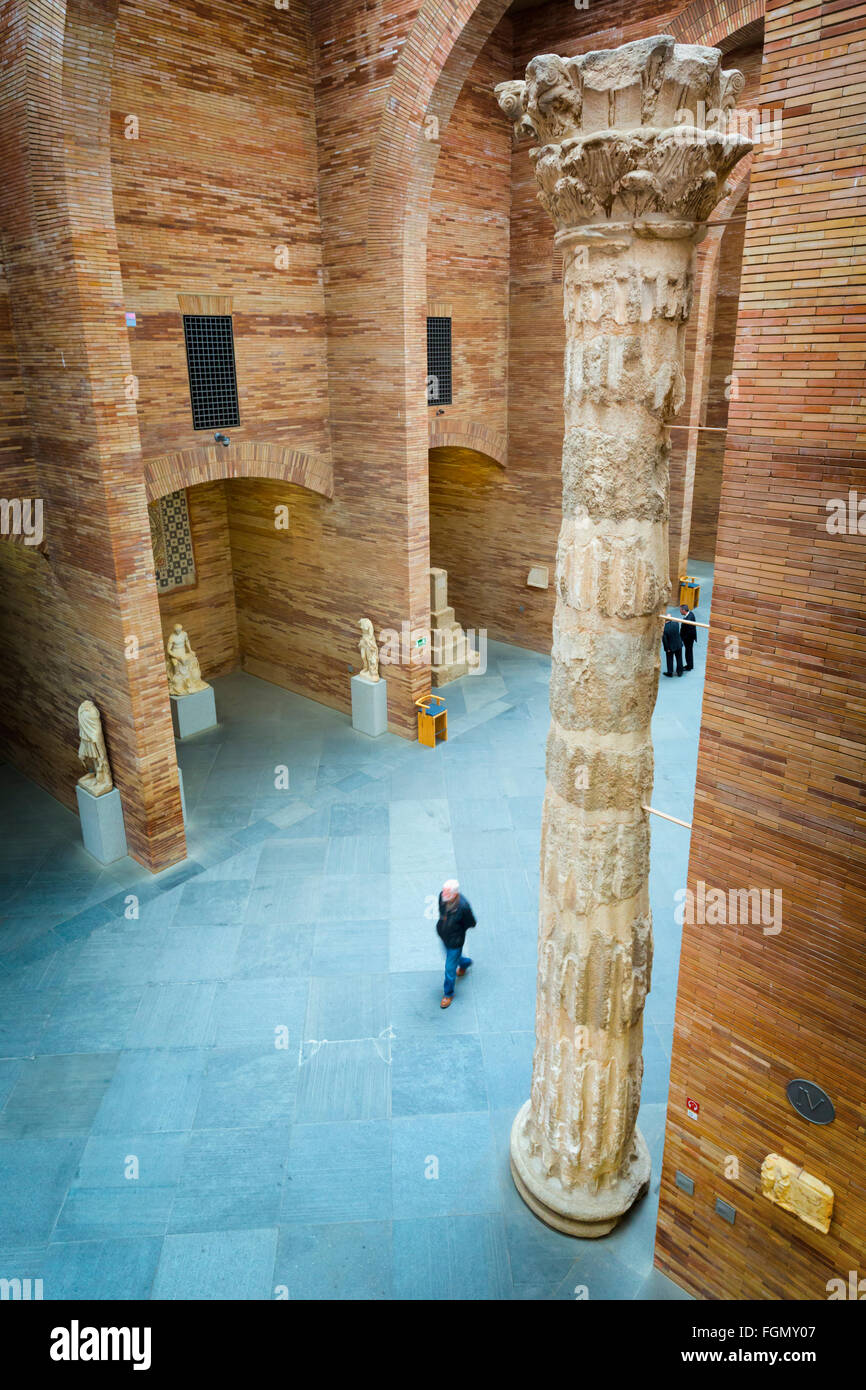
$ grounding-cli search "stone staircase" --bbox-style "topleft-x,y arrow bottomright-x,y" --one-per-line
429,567 -> 480,686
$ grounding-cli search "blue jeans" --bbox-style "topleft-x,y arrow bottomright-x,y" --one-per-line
443,946 -> 472,998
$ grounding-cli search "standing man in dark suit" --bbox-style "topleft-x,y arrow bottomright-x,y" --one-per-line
680,603 -> 697,671
662,614 -> 684,677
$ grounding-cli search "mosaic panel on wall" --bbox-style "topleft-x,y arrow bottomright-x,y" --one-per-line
148,489 -> 197,592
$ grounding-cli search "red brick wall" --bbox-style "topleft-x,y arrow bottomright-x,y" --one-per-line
0,0 -> 185,871
655,0 -> 866,1300
111,0 -> 332,470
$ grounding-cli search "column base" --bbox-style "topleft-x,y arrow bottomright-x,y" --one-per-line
509,1099 -> 651,1238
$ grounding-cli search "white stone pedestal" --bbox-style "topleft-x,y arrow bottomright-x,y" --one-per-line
351,674 -> 387,737
171,686 -> 217,740
76,785 -> 128,865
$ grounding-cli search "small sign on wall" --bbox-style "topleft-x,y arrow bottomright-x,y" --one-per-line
686,1097 -> 700,1120
125,312 -> 137,328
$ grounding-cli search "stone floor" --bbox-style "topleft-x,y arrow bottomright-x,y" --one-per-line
0,563 -> 713,1299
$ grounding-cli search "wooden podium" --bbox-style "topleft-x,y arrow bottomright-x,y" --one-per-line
416,694 -> 447,748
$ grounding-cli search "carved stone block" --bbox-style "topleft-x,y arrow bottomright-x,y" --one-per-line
761,1153 -> 834,1235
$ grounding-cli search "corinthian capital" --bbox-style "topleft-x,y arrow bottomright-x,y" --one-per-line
495,35 -> 751,234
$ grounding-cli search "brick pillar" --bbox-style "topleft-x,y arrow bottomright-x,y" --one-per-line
0,0 -> 185,871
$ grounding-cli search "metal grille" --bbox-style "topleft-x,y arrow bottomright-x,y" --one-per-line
182,315 -> 241,430
426,316 -> 452,405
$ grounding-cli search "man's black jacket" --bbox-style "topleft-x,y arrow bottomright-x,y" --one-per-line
680,610 -> 697,645
662,618 -> 683,653
436,894 -> 476,950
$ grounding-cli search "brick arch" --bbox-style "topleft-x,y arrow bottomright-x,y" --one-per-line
143,442 -> 333,503
668,0 -> 765,47
674,165 -> 752,574
428,420 -> 507,470
344,0 -> 513,719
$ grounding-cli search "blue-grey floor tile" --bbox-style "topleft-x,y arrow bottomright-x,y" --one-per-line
231,922 -> 314,980
192,1046 -> 297,1130
168,1126 -> 288,1234
42,1237 -> 162,1300
0,1053 -> 119,1138
153,1227 -> 278,1300
325,835 -> 390,875
0,1058 -> 24,1109
257,838 -> 329,875
330,803 -> 389,837
0,1137 -> 85,1243
172,880 -> 252,927
304,973 -> 390,1042
472,966 -> 536,1033
125,982 -> 217,1048
553,1245 -> 644,1301
388,916 -> 443,973
274,1221 -> 391,1300
206,979 -> 309,1048
632,1264 -> 693,1300
281,1120 -> 391,1225
93,1050 -> 208,1135
53,1185 -> 175,1241
295,1039 -> 390,1123
480,1032 -> 534,1111
391,1112 -> 499,1218
148,927 -> 241,982
391,1035 -> 488,1117
393,1213 -> 512,1299
317,873 -> 391,921
0,992 -> 58,1055
389,970 -> 478,1035
311,920 -> 389,976
449,799 -> 513,834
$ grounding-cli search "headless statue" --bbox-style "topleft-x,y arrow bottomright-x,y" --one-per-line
357,618 -> 380,682
77,699 -> 113,797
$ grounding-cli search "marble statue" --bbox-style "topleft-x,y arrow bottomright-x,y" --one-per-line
77,699 -> 113,797
357,618 -> 380,682
495,36 -> 751,1236
165,622 -> 209,697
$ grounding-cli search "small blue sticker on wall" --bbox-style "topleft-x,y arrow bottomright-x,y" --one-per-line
125,312 -> 136,327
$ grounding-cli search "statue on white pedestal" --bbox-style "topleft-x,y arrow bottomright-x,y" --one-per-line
357,618 -> 380,682
166,623 -> 208,697
77,699 -> 113,797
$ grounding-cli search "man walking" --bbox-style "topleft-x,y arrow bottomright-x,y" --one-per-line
436,879 -> 476,1009
680,603 -> 697,671
662,614 -> 684,677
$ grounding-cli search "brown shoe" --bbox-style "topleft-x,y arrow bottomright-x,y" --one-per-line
456,967 -> 467,977
440,996 -> 452,1009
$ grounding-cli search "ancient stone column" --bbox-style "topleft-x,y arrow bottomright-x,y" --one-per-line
495,36 -> 750,1236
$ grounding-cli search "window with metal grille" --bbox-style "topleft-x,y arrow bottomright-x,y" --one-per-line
426,316 -> 452,406
182,315 -> 241,430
